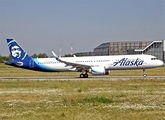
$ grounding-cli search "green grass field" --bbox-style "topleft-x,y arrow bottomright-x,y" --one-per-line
0,79 -> 164,120
0,63 -> 165,120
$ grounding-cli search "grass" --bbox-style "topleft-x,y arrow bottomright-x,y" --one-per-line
0,63 -> 165,119
81,96 -> 114,103
0,79 -> 165,120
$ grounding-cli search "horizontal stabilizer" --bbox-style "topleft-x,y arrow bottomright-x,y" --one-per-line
5,61 -> 23,66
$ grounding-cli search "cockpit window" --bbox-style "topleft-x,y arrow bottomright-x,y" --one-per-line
151,58 -> 159,60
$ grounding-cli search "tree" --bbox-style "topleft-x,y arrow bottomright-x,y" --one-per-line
0,55 -> 2,63
63,54 -> 73,57
37,53 -> 48,58
31,53 -> 38,58
31,53 -> 48,58
0,55 -> 11,63
64,53 -> 87,57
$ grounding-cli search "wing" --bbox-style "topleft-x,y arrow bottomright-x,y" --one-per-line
52,51 -> 91,70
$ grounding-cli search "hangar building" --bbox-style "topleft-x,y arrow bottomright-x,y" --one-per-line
93,40 -> 165,61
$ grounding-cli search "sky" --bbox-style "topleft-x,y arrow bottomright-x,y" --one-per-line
0,0 -> 164,56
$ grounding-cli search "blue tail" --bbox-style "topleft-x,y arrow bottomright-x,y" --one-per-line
7,38 -> 30,61
5,38 -> 54,71
6,38 -> 32,67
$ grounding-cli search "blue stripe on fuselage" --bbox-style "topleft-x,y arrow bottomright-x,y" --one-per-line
32,58 -> 59,72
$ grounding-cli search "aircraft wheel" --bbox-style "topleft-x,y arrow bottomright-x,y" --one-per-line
84,74 -> 88,78
143,74 -> 147,77
80,74 -> 88,78
80,74 -> 84,78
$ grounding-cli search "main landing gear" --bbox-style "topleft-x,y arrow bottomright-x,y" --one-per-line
80,70 -> 88,78
143,69 -> 147,77
80,74 -> 88,78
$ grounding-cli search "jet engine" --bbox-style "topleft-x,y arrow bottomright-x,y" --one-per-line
89,66 -> 110,75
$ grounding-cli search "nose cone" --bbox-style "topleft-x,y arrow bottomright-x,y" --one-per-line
159,60 -> 164,66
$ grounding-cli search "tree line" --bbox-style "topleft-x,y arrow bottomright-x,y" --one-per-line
0,55 -> 11,63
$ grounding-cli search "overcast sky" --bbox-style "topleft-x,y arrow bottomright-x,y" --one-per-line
0,0 -> 164,56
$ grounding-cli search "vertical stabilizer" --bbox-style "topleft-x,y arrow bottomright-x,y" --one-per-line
6,38 -> 30,61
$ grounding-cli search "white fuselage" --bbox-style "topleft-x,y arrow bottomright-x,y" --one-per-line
33,54 -> 164,72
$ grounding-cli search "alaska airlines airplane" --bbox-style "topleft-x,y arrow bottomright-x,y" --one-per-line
5,38 -> 164,78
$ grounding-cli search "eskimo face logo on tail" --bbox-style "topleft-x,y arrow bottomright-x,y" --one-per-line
113,58 -> 144,67
11,46 -> 21,58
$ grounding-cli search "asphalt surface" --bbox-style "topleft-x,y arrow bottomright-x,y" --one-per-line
0,76 -> 165,80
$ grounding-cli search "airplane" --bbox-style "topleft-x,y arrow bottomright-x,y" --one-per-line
5,38 -> 164,78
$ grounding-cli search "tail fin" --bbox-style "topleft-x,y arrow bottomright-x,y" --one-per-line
6,38 -> 30,61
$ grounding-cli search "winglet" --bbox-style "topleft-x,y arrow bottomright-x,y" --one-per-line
52,51 -> 59,60
73,55 -> 76,57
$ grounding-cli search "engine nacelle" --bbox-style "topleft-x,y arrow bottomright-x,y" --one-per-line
89,66 -> 110,75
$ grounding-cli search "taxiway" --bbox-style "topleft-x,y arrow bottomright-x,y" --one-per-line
0,76 -> 165,80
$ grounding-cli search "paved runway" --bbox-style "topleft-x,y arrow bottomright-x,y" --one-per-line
0,76 -> 165,80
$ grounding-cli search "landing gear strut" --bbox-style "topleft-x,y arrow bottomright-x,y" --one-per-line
80,70 -> 88,78
143,69 -> 147,77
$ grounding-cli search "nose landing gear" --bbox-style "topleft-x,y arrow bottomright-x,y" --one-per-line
143,69 -> 147,77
